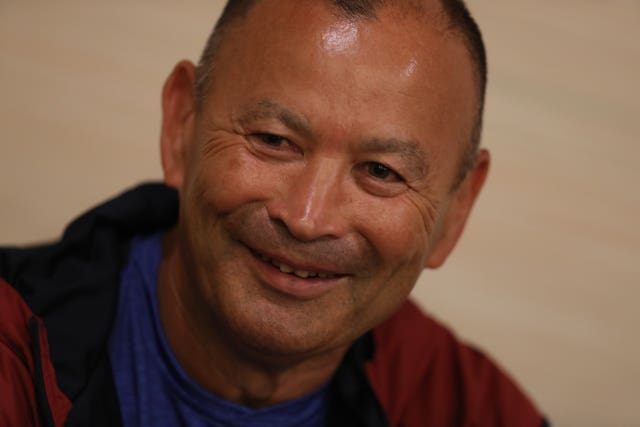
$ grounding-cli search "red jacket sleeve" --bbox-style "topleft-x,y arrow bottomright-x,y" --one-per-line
0,279 -> 71,427
366,299 -> 545,427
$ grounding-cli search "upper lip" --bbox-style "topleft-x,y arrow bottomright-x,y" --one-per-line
245,244 -> 347,277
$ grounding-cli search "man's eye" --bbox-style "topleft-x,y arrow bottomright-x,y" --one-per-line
366,162 -> 401,181
249,133 -> 302,156
256,133 -> 286,146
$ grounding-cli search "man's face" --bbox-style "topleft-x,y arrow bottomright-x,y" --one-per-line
168,0 -> 478,359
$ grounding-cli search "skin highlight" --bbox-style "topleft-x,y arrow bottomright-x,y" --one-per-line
157,0 -> 489,407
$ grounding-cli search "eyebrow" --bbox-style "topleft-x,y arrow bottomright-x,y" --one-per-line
360,137 -> 429,179
236,99 -> 312,138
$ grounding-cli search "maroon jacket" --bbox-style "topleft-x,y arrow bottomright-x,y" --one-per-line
0,183 -> 547,426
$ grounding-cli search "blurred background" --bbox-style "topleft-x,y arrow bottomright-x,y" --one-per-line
1,1 -> 638,425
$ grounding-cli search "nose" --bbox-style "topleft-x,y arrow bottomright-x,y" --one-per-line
266,160 -> 349,241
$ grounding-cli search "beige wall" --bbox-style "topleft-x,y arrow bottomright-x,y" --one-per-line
1,1 -> 638,425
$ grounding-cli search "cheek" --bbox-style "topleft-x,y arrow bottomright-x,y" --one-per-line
344,200 -> 431,333
359,198 -> 431,270
189,146 -> 282,214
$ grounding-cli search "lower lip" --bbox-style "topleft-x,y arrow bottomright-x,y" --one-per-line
247,248 -> 345,299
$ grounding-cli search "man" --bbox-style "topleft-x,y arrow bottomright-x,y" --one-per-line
0,0 -> 548,426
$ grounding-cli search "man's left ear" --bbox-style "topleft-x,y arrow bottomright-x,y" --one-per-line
425,148 -> 490,269
160,60 -> 197,190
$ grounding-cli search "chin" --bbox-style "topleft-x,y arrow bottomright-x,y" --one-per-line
218,292 -> 355,360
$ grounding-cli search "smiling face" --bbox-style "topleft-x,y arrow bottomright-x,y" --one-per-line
160,0 -> 487,361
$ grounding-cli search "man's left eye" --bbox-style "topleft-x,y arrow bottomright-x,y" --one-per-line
366,162 -> 402,181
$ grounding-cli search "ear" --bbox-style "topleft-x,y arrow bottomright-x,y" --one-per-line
425,149 -> 490,269
160,60 -> 197,190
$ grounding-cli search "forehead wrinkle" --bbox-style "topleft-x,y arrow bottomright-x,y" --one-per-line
235,99 -> 313,138
360,137 -> 428,178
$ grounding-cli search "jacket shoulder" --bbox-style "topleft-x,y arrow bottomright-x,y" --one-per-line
0,278 -> 71,427
0,183 -> 177,425
366,299 -> 544,427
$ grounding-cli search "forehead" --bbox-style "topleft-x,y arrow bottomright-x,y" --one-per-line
214,0 -> 473,89
224,0 -> 455,65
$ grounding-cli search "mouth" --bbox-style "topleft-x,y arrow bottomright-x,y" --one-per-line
242,243 -> 350,299
256,252 -> 338,279
246,246 -> 345,280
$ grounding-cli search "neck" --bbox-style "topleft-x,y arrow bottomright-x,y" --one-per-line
157,230 -> 347,408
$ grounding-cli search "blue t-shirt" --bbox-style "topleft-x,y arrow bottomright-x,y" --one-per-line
108,233 -> 328,427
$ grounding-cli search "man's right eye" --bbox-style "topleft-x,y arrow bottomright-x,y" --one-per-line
248,133 -> 302,157
255,133 -> 287,147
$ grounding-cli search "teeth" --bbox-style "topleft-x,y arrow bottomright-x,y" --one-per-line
260,254 -> 331,279
294,270 -> 318,278
278,263 -> 294,274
